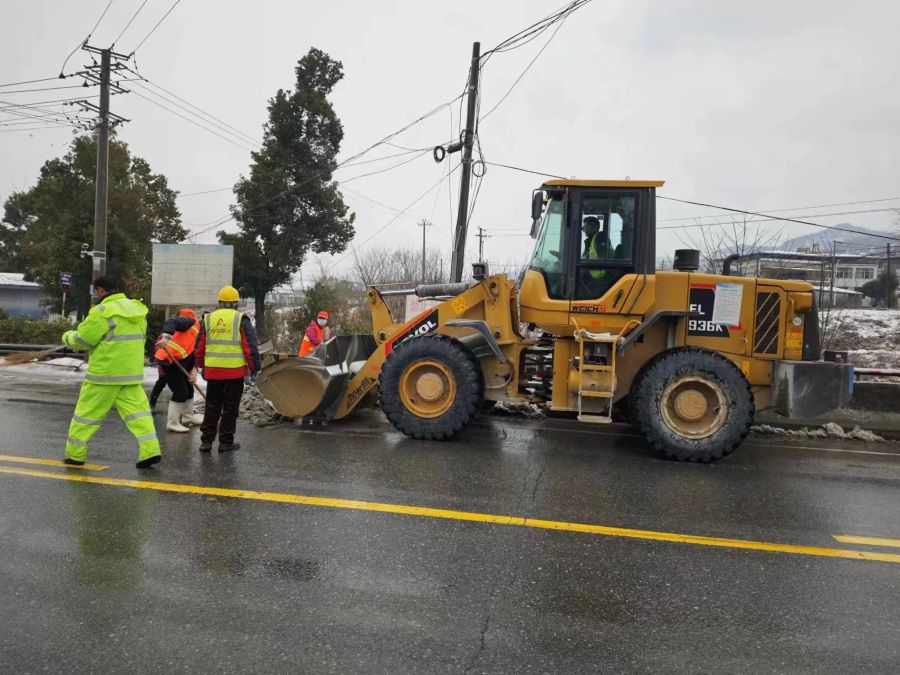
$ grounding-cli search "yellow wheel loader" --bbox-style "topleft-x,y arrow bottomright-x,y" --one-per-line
258,180 -> 853,462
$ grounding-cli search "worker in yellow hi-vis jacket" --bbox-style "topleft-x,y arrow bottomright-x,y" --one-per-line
61,276 -> 161,469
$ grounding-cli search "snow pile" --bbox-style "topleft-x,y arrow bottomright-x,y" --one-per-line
490,400 -> 546,418
751,422 -> 884,442
239,385 -> 285,427
830,309 -> 900,369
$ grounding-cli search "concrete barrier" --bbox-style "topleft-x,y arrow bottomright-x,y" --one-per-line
848,381 -> 900,413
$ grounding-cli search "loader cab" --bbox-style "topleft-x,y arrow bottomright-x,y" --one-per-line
526,180 -> 662,307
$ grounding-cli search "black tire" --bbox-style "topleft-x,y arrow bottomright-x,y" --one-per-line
631,347 -> 753,462
380,334 -> 483,440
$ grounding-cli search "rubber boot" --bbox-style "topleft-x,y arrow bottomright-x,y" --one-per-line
166,400 -> 190,433
181,400 -> 205,426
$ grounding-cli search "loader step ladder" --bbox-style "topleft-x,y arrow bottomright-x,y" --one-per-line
574,329 -> 620,424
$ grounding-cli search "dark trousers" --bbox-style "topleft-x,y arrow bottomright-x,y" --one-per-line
149,371 -> 167,408
200,378 -> 244,446
161,361 -> 193,403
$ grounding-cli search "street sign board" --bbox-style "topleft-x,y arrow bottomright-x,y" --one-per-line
151,244 -> 234,306
59,272 -> 73,288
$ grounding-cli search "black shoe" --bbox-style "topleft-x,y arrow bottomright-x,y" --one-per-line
218,443 -> 241,453
63,457 -> 85,466
199,443 -> 213,453
136,455 -> 161,469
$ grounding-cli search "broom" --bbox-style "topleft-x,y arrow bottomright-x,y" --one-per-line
0,345 -> 69,367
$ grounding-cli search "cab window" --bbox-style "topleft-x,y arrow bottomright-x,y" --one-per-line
528,196 -> 565,299
574,194 -> 637,300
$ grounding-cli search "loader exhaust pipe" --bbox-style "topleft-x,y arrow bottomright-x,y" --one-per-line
379,282 -> 473,298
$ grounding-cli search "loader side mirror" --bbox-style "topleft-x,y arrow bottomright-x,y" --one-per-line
530,190 -> 544,237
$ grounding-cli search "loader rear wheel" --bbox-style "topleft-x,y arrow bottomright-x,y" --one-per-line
380,334 -> 483,440
631,348 -> 753,462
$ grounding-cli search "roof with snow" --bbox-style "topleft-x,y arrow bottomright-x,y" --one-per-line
0,273 -> 42,289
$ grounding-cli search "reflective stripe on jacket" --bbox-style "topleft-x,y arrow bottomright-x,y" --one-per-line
154,319 -> 199,362
62,293 -> 148,385
203,309 -> 246,370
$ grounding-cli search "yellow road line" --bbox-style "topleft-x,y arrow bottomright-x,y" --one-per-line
833,535 -> 900,548
0,464 -> 898,564
0,454 -> 108,471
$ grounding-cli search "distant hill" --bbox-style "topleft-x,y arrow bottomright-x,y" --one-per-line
783,224 -> 895,254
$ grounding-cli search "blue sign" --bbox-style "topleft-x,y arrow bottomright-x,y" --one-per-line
59,272 -> 73,288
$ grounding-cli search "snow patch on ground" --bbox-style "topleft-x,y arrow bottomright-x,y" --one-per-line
752,422 -> 884,442
830,309 -> 900,369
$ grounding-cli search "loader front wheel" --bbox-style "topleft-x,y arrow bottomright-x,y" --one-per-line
380,334 -> 483,440
632,348 -> 753,462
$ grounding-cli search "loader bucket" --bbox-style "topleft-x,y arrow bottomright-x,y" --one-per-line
256,334 -> 377,418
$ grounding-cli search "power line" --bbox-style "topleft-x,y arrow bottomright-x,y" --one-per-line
113,0 -> 149,47
0,84 -> 96,95
484,1 -> 590,56
484,159 -> 900,242
657,195 -> 900,242
657,196 -> 900,223
136,75 -> 259,145
483,160 -> 565,179
131,80 -> 258,147
338,150 -> 430,184
59,0 -> 115,76
190,95 -> 467,234
0,124 -> 73,133
129,89 -> 257,152
0,77 -> 68,89
130,0 -> 183,54
0,95 -> 100,110
657,207 -> 900,231
330,164 -> 462,268
179,186 -> 233,197
340,148 -> 428,168
479,9 -> 572,122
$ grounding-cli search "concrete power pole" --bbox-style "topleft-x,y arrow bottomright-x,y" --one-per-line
92,47 -> 111,282
476,226 -> 491,262
449,42 -> 481,283
887,243 -> 893,309
79,44 -> 130,284
417,220 -> 432,284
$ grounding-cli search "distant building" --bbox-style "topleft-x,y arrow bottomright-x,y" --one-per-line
0,273 -> 49,319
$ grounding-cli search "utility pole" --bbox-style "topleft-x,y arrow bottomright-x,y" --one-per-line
476,226 -> 491,262
78,44 -> 130,285
92,47 -> 111,282
449,42 -> 481,283
887,243 -> 893,309
829,240 -> 843,311
417,220 -> 432,284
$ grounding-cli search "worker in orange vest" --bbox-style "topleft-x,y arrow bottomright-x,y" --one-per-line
155,308 -> 204,432
298,310 -> 331,357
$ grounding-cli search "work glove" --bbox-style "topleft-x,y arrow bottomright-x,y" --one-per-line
155,333 -> 173,349
58,345 -> 75,355
188,368 -> 198,384
247,372 -> 257,386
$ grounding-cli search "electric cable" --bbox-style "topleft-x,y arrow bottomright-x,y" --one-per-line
112,0 -> 149,47
130,0 -> 182,54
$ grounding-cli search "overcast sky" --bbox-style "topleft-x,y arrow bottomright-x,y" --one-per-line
2,0 -> 899,283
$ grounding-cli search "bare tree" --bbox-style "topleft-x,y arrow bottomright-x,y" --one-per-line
677,216 -> 783,275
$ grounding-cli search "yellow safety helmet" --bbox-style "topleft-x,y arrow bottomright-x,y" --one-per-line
218,285 -> 240,302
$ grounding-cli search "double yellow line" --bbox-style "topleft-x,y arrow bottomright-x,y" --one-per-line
0,454 -> 898,565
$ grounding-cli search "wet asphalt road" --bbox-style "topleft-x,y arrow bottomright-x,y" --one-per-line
0,372 -> 898,673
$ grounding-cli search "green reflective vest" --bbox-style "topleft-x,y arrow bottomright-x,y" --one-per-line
586,234 -> 607,280
62,293 -> 148,385
204,308 -> 246,369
